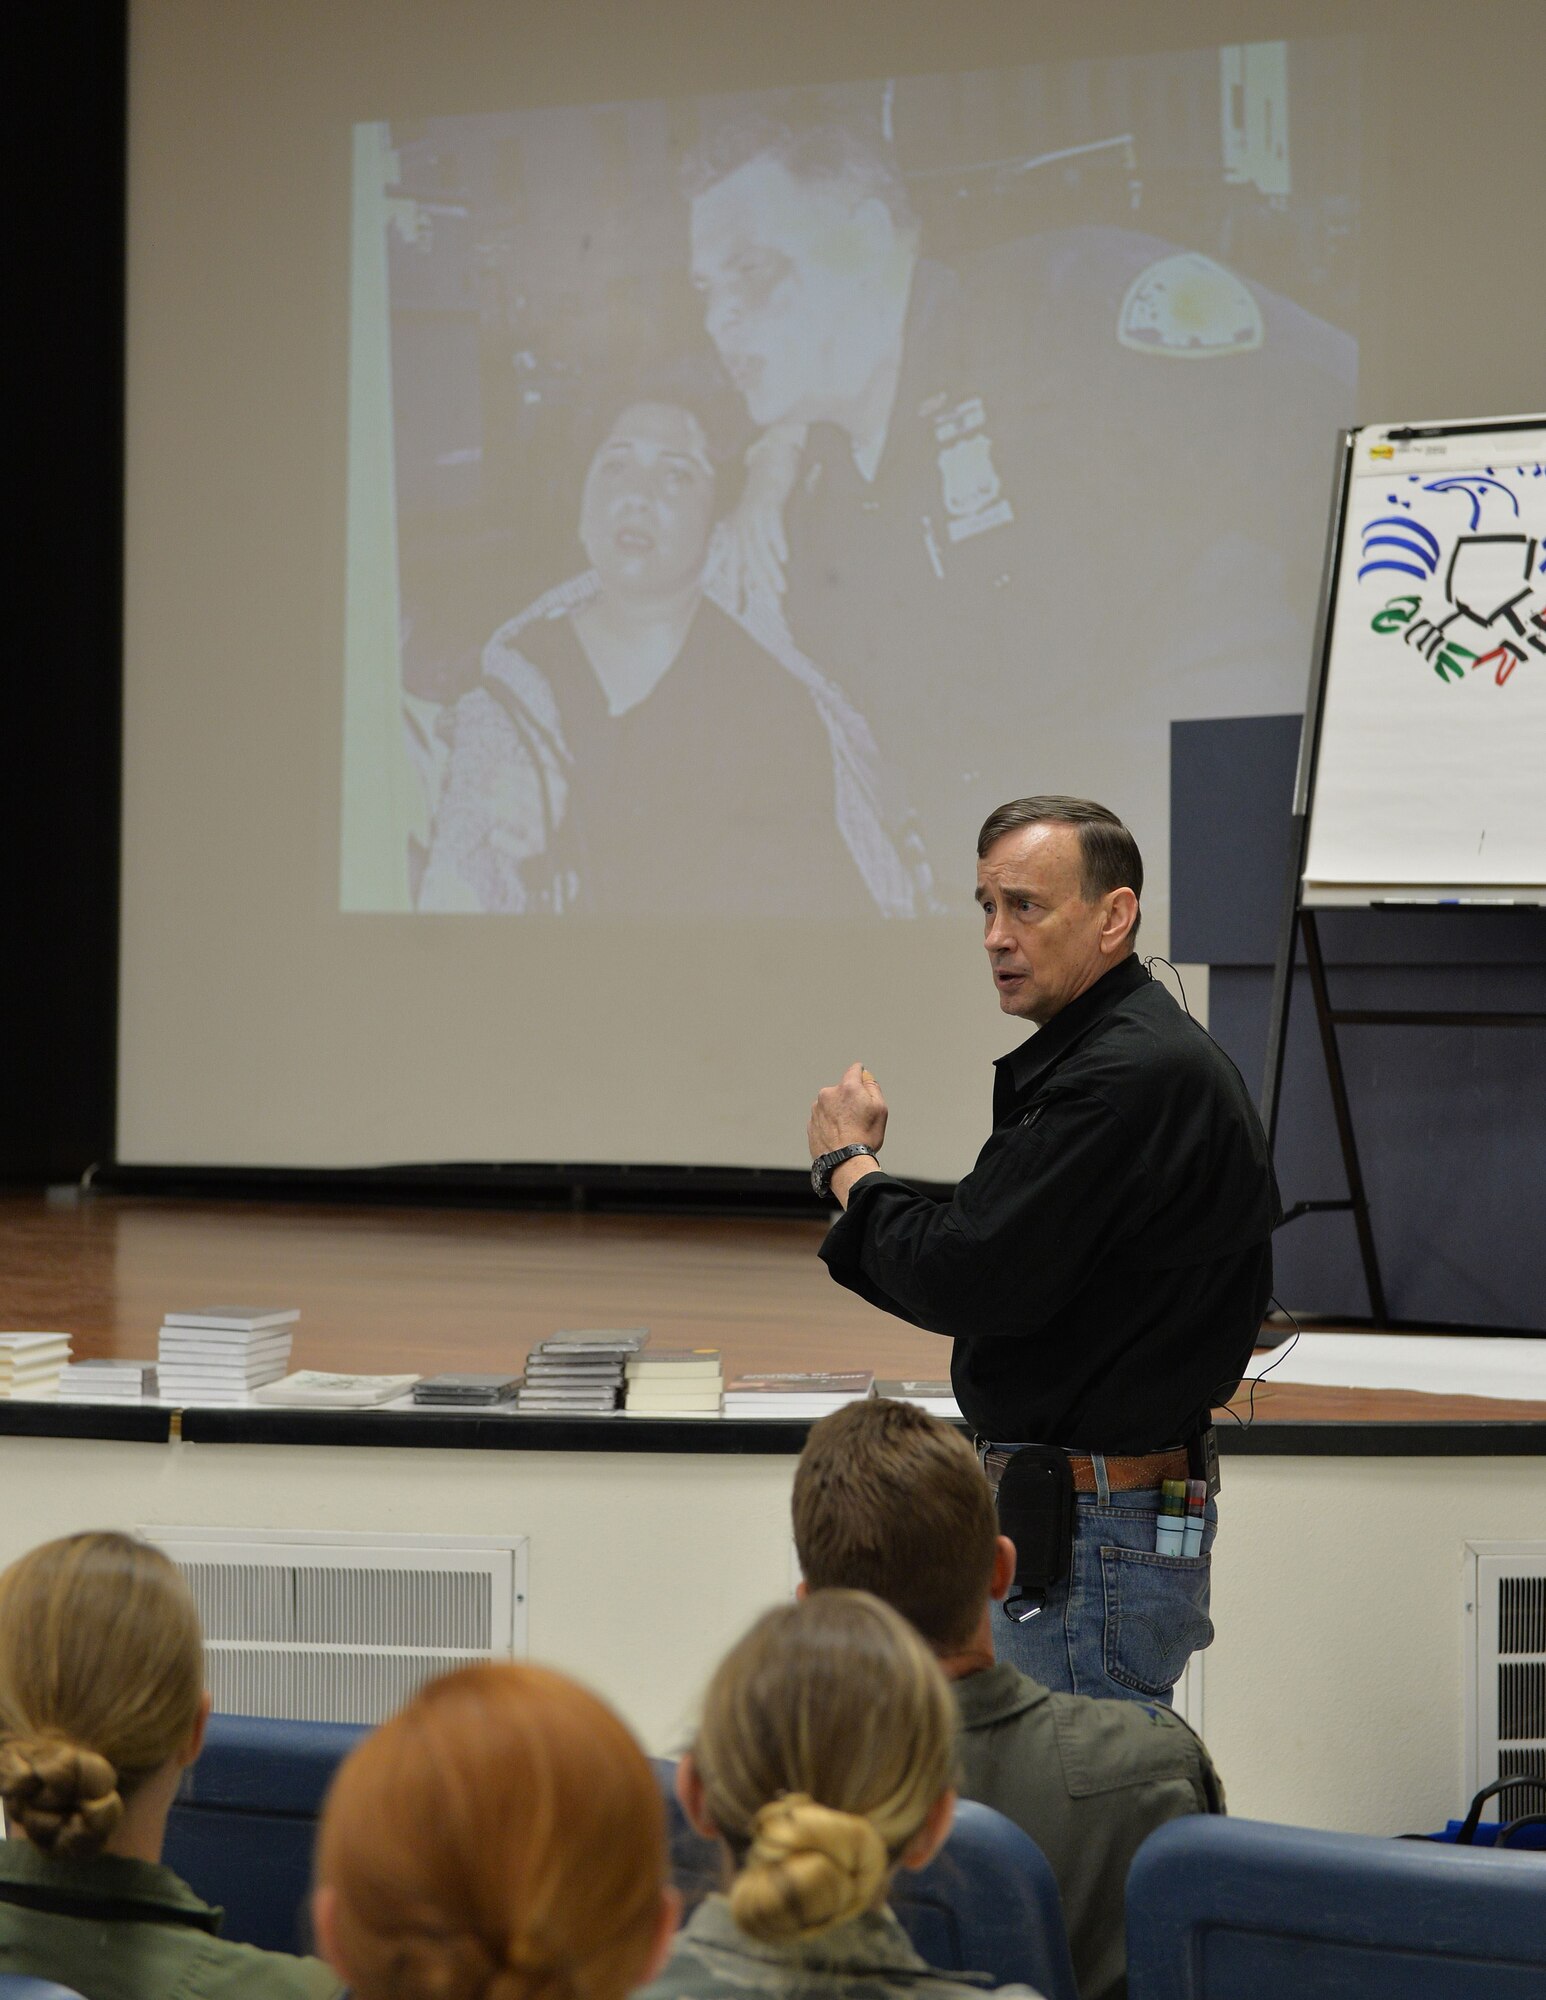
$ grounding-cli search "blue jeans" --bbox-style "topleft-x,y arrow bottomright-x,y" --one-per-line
983,1449 -> 1217,1706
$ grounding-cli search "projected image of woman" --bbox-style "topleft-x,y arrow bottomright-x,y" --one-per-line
419,401 -> 925,916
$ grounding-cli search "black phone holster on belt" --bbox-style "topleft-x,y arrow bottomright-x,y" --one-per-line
993,1445 -> 1075,1623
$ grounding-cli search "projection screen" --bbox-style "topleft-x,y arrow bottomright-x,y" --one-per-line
120,3 -> 1369,1173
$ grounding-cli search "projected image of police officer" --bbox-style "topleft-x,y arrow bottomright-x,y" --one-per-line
686,115 -> 1354,896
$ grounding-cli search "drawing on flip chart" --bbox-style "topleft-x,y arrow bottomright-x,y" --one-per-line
1359,466 -> 1546,691
1302,423 -> 1546,894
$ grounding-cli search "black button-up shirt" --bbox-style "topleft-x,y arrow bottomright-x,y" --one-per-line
819,955 -> 1281,1449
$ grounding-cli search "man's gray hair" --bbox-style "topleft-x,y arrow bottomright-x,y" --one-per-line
682,113 -> 919,240
977,796 -> 1143,944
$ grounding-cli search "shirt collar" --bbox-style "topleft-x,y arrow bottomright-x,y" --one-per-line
679,1892 -> 931,1976
0,1838 -> 224,1934
995,954 -> 1150,1103
951,1660 -> 1052,1729
808,260 -> 963,490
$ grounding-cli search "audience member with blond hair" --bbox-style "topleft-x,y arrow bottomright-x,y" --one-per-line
0,1529 -> 340,2000
313,1660 -> 680,2000
793,1400 -> 1224,2000
636,1591 -> 1045,2000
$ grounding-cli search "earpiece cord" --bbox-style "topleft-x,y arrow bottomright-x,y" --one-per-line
1143,954 -> 1191,1017
1212,1297 -> 1302,1429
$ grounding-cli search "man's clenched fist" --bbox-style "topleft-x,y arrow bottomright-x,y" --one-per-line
808,1062 -> 888,1161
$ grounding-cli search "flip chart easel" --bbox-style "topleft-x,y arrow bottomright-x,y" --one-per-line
1261,415 -> 1546,1326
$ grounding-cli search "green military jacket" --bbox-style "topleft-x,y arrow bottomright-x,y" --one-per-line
0,1837 -> 342,2000
952,1663 -> 1223,2000
636,1892 -> 1044,2000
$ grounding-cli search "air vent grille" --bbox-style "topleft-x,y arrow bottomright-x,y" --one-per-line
1468,1546 -> 1546,1823
204,1645 -> 480,1724
1500,1576 -> 1546,1656
143,1529 -> 526,1726
1496,1749 -> 1546,1818
1499,1662 -> 1546,1743
180,1560 -> 495,1648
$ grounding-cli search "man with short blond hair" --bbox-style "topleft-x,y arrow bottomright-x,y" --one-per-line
794,1396 -> 1223,2000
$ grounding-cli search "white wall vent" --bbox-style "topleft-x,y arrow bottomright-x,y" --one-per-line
141,1526 -> 527,1726
1465,1541 -> 1546,1818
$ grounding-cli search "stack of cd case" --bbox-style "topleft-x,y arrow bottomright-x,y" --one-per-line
412,1373 -> 521,1407
515,1329 -> 648,1413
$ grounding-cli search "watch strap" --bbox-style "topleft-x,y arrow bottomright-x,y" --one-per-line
811,1144 -> 877,1199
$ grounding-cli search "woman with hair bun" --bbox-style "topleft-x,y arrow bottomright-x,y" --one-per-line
312,1661 -> 680,2000
639,1592 -> 1044,2000
0,1529 -> 340,1999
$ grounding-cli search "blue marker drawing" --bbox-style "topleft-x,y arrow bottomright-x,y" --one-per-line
1358,514 -> 1441,582
1422,474 -> 1521,529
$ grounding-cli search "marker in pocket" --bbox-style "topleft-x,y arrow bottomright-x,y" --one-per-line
1155,1479 -> 1187,1555
1181,1479 -> 1206,1559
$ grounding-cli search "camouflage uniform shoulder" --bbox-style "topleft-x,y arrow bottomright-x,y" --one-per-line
636,1897 -> 1046,2000
1050,1685 -> 1224,1811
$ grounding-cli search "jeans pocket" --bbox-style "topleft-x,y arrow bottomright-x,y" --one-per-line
1100,1544 -> 1214,1697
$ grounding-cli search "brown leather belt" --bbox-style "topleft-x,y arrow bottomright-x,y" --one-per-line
1067,1445 -> 1190,1494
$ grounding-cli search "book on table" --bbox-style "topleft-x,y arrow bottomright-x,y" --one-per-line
543,1328 -> 649,1352
0,1334 -> 73,1399
723,1370 -> 876,1417
161,1308 -> 301,1331
251,1371 -> 420,1407
523,1358 -> 626,1375
60,1360 -> 158,1400
159,1329 -> 293,1352
412,1373 -> 521,1405
516,1399 -> 620,1414
873,1378 -> 963,1418
621,1406 -> 719,1418
625,1389 -> 723,1412
624,1348 -> 721,1379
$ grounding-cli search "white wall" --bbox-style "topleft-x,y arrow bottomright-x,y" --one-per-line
3,1437 -> 1540,1832
1203,1452 -> 1546,1832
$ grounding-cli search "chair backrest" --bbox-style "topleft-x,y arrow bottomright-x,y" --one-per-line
651,1759 -> 1078,2000
0,1980 -> 91,2000
1127,1814 -> 1546,2000
162,1711 -> 370,1954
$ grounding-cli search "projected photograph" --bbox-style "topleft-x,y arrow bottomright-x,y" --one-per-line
342,40 -> 1362,915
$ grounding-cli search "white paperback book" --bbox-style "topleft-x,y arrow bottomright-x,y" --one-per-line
0,1334 -> 73,1361
162,1308 -> 301,1331
251,1372 -> 421,1407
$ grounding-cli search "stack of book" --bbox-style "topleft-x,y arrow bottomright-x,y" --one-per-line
624,1348 -> 723,1418
0,1333 -> 72,1400
874,1378 -> 963,1420
60,1358 -> 157,1402
413,1374 -> 521,1407
723,1370 -> 876,1418
516,1328 -> 648,1414
156,1307 -> 299,1402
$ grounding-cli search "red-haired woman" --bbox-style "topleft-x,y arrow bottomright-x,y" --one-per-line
313,1662 -> 679,2000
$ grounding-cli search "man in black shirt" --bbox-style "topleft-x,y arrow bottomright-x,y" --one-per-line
808,795 -> 1279,1703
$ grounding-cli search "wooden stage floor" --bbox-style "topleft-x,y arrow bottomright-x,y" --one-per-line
3,1190 -> 1543,1426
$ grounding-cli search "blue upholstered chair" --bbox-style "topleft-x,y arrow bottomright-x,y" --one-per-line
0,1981 -> 91,2000
1126,1814 -> 1546,1999
652,1759 -> 1078,2000
162,1711 -> 369,1953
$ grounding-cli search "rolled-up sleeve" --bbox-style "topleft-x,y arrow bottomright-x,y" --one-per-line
819,1087 -> 1148,1341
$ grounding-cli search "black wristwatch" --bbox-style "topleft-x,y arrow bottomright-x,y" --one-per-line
810,1144 -> 878,1199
